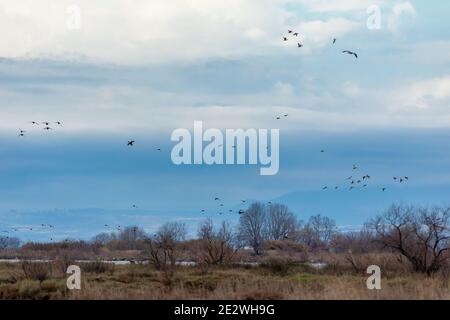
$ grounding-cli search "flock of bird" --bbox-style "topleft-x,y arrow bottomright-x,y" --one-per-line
6,29 -> 411,240
281,29 -> 408,193
199,198 -> 247,216
17,121 -> 63,137
320,159 -> 409,192
1,224 -> 56,241
282,29 -> 358,58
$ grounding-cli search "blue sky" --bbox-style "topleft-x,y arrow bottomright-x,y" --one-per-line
0,0 -> 450,241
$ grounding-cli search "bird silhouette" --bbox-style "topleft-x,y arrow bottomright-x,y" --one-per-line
287,30 -> 293,33
297,43 -> 303,48
293,32 -> 299,36
42,122 -> 50,126
55,121 -> 63,126
283,37 -> 288,41
127,140 -> 135,146
333,38 -> 337,44
342,50 -> 358,59
29,121 -> 39,125
238,209 -> 245,215
43,127 -> 52,130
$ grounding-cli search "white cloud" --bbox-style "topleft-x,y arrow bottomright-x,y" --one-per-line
390,76 -> 450,110
0,0 -> 364,64
298,0 -> 385,13
0,0 -> 285,64
388,1 -> 417,32
296,18 -> 360,48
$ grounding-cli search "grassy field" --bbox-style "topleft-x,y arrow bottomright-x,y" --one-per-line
1,260 -> 450,300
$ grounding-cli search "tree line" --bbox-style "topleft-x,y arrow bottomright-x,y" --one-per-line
2,202 -> 450,275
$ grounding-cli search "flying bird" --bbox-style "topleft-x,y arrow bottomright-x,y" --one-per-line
283,37 -> 288,41
43,127 -> 52,130
238,209 -> 245,215
29,121 -> 39,125
55,121 -> 63,126
342,50 -> 358,59
127,140 -> 135,146
288,30 -> 293,33
297,43 -> 303,48
333,38 -> 337,44
293,32 -> 299,36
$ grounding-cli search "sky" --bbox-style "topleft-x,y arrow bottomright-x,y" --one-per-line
0,0 -> 450,241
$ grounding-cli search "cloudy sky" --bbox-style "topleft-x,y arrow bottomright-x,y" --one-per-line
1,0 -> 450,241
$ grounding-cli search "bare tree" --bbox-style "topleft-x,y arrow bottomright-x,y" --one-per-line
146,222 -> 186,272
299,214 -> 337,249
267,204 -> 298,240
91,232 -> 116,245
368,204 -> 450,275
195,219 -> 238,265
0,237 -> 20,249
238,202 -> 267,255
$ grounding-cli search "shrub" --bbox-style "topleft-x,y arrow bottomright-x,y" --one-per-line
81,261 -> 114,274
21,261 -> 51,281
18,280 -> 41,299
260,257 -> 297,276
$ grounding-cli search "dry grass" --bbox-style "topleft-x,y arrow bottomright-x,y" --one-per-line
1,259 -> 450,300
